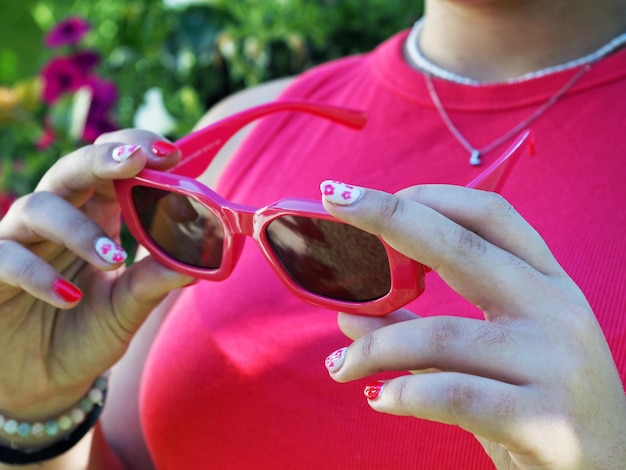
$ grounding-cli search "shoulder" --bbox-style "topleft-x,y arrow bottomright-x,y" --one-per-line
194,76 -> 295,186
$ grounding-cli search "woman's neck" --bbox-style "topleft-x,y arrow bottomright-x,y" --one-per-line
419,0 -> 626,82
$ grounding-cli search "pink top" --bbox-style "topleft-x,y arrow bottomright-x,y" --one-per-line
141,31 -> 626,469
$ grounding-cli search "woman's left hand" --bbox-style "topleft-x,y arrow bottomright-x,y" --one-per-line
321,183 -> 626,470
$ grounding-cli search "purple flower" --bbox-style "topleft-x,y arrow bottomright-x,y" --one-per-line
81,77 -> 119,142
45,16 -> 91,48
82,114 -> 117,143
40,56 -> 89,104
87,77 -> 118,111
70,50 -> 101,73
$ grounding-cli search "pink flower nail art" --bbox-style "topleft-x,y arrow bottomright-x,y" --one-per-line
319,180 -> 363,206
95,237 -> 127,264
364,381 -> 385,401
112,144 -> 141,163
325,347 -> 347,372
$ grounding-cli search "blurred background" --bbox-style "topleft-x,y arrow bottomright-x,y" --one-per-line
0,0 -> 423,212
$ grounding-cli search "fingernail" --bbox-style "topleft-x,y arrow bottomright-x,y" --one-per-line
151,140 -> 179,157
325,347 -> 347,373
364,381 -> 386,400
112,144 -> 141,163
94,237 -> 128,264
320,180 -> 363,206
53,279 -> 83,302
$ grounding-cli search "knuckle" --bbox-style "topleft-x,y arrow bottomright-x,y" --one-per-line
0,241 -> 38,281
451,227 -> 487,258
426,317 -> 461,350
359,331 -> 378,360
12,191 -> 48,214
376,196 -> 404,234
474,323 -> 514,347
442,380 -> 478,412
16,258 -> 40,283
57,213 -> 91,240
77,144 -> 100,168
560,302 -> 603,348
391,379 -> 409,407
8,192 -> 55,229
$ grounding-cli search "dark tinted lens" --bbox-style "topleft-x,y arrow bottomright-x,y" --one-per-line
131,186 -> 224,269
266,216 -> 391,302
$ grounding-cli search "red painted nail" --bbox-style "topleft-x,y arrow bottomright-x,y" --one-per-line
151,140 -> 179,157
364,381 -> 385,400
53,279 -> 83,302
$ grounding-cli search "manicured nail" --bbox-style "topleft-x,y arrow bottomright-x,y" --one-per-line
151,140 -> 179,157
320,180 -> 363,206
53,279 -> 83,302
94,237 -> 127,264
364,381 -> 386,400
325,347 -> 347,373
112,144 -> 141,163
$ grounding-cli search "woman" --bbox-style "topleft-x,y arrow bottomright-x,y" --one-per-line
0,0 -> 624,468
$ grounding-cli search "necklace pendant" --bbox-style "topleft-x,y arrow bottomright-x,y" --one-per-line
469,150 -> 482,166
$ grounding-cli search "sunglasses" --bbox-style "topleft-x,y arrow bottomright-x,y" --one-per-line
115,101 -> 532,316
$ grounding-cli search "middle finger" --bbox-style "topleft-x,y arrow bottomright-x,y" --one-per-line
0,191 -> 127,270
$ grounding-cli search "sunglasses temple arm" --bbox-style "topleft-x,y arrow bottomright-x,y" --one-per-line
466,130 -> 535,192
171,100 -> 368,179
421,130 -> 533,276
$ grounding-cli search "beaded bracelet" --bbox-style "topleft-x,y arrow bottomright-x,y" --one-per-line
0,375 -> 108,465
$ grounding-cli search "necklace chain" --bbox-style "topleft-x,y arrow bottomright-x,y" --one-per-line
407,18 -> 626,165
424,65 -> 590,165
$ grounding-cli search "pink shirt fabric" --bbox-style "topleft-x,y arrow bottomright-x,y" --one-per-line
141,31 -> 626,469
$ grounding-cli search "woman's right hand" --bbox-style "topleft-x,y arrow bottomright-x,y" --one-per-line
0,130 -> 194,422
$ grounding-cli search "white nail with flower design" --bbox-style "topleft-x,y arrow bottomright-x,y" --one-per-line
112,144 -> 141,163
320,180 -> 363,206
95,237 -> 128,264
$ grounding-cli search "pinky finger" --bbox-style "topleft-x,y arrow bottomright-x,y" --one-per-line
0,240 -> 82,309
363,372 -> 525,446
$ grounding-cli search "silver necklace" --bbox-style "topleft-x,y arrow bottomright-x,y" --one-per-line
406,17 -> 626,85
424,65 -> 590,165
407,18 -> 626,165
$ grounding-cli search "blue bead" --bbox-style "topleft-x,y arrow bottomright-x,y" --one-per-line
45,420 -> 59,436
80,398 -> 94,413
17,422 -> 31,437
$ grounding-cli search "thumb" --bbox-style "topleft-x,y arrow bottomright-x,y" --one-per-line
109,255 -> 194,341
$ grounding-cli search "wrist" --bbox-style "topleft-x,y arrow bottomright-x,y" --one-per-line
0,375 -> 107,453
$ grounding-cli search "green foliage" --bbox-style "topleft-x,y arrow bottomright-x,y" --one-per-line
0,0 -> 424,207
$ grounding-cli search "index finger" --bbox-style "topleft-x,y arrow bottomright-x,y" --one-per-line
36,130 -> 181,206
321,181 -> 567,316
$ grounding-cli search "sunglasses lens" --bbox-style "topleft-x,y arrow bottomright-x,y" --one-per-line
131,186 -> 224,269
266,216 -> 391,302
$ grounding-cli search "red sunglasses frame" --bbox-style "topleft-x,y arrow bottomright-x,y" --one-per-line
115,101 -> 532,316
